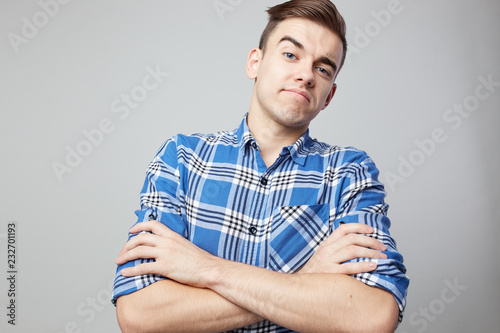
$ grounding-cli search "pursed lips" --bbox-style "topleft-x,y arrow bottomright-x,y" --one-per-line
283,88 -> 311,103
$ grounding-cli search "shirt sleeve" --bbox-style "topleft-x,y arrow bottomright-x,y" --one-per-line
333,151 -> 409,323
112,137 -> 187,305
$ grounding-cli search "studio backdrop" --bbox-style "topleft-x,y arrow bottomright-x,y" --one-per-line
1,0 -> 499,332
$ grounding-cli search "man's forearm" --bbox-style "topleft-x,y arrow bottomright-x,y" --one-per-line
116,279 -> 262,333
117,263 -> 398,333
204,258 -> 399,333
116,221 -> 399,332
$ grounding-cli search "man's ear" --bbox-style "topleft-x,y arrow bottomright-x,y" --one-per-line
322,83 -> 337,110
246,47 -> 262,80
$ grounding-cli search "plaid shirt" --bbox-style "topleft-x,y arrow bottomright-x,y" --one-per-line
112,115 -> 409,332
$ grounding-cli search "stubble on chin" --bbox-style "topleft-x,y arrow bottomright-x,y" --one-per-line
271,104 -> 316,130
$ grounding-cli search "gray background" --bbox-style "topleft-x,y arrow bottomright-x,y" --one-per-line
1,0 -> 499,332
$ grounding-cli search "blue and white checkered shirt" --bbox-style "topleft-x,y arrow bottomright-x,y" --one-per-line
112,115 -> 409,332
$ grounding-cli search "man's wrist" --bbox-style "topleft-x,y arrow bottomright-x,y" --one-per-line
197,255 -> 228,290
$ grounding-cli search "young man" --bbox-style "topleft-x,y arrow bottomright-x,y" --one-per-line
113,1 -> 409,332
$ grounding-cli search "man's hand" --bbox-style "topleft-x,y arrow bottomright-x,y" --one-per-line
298,222 -> 387,275
115,220 -> 216,288
116,221 -> 387,284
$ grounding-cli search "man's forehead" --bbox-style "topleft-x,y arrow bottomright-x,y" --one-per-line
269,18 -> 343,61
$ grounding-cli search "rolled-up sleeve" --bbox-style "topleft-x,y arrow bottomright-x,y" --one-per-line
333,152 -> 409,323
112,137 -> 187,305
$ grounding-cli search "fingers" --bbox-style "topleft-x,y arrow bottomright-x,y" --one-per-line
329,223 -> 373,241
116,221 -> 171,266
121,262 -> 159,277
328,223 -> 386,251
326,224 -> 388,262
337,222 -> 374,235
119,232 -> 158,256
313,239 -> 386,269
129,220 -> 168,236
301,223 -> 389,275
338,233 -> 386,252
334,261 -> 378,275
115,242 -> 159,265
117,220 -> 173,258
333,244 -> 387,263
299,257 -> 379,275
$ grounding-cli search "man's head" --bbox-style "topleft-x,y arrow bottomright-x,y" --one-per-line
245,0 -> 346,135
259,0 -> 347,71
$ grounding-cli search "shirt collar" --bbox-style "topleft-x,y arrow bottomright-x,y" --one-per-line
285,130 -> 310,166
235,114 -> 311,166
235,114 -> 255,151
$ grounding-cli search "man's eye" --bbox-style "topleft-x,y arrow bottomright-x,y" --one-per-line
284,52 -> 296,59
316,67 -> 330,76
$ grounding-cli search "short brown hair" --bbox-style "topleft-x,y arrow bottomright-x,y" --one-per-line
259,0 -> 348,71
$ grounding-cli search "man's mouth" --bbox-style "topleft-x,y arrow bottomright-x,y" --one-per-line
283,88 -> 311,103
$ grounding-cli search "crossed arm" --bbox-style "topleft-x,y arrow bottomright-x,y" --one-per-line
114,221 -> 399,333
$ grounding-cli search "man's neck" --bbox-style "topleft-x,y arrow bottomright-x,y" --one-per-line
246,111 -> 306,168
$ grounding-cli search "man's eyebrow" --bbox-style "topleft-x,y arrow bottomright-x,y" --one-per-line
319,56 -> 338,74
278,35 -> 338,74
278,36 -> 304,50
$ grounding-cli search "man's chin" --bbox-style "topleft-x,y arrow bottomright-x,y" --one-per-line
277,108 -> 319,127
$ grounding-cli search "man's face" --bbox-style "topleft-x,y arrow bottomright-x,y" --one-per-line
247,18 -> 344,132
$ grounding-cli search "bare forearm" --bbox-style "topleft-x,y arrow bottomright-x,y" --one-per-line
116,221 -> 400,332
206,260 -> 399,333
116,279 -> 263,333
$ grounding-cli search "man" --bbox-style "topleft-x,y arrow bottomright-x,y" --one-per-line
113,1 -> 409,332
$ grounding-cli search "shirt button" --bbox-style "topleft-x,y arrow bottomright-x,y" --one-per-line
251,142 -> 258,149
148,213 -> 156,221
249,226 -> 257,235
260,177 -> 268,186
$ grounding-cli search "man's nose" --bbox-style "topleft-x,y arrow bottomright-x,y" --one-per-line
295,64 -> 315,86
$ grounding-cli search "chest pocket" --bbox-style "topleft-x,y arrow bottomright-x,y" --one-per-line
268,203 -> 330,273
